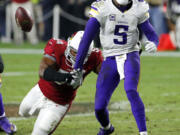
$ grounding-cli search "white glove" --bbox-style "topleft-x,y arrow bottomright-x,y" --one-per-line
68,69 -> 83,89
145,41 -> 157,53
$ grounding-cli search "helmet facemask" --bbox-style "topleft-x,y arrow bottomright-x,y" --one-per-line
65,31 -> 93,68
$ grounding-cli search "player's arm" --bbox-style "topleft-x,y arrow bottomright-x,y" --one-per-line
74,17 -> 100,70
139,19 -> 159,53
93,49 -> 103,74
0,55 -> 4,88
0,55 -> 4,73
94,62 -> 102,74
139,19 -> 159,46
39,56 -> 72,83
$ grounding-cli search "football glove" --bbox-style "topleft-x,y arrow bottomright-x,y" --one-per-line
145,41 -> 157,53
68,69 -> 83,89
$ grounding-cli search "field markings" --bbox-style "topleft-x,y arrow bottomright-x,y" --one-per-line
0,48 -> 43,54
2,72 -> 36,76
9,109 -> 180,122
9,101 -> 180,122
1,48 -> 180,57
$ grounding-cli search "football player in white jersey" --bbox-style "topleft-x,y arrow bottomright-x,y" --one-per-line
73,0 -> 159,135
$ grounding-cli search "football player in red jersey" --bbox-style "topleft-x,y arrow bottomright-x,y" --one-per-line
19,31 -> 103,135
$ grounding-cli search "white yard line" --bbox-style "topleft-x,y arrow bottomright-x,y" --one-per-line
2,72 -> 36,76
9,105 -> 180,121
0,48 -> 43,54
0,48 -> 180,57
141,52 -> 180,57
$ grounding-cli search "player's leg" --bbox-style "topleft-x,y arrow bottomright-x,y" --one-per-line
0,93 -> 17,134
0,56 -> 16,134
19,84 -> 43,117
31,99 -> 70,135
95,57 -> 120,134
124,51 -> 147,135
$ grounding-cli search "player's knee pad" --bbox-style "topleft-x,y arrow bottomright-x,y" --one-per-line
126,90 -> 144,110
126,90 -> 139,101
19,100 -> 32,117
32,110 -> 62,135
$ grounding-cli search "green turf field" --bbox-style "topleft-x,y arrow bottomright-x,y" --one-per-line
0,43 -> 180,135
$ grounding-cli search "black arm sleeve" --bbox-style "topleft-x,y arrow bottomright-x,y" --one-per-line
0,55 -> 4,73
43,67 -> 72,82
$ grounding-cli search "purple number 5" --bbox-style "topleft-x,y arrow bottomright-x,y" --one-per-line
113,25 -> 128,45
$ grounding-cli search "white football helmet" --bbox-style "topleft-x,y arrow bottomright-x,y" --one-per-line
116,0 -> 131,5
65,31 -> 94,67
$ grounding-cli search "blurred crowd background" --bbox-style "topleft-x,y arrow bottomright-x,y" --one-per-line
0,0 -> 180,51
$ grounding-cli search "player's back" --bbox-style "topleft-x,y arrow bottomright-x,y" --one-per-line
89,0 -> 149,57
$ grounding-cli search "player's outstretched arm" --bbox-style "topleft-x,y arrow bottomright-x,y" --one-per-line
39,57 -> 72,83
74,17 -> 100,69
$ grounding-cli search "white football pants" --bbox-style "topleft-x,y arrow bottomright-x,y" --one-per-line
19,84 -> 70,135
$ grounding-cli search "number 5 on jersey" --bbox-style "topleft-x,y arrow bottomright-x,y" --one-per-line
114,25 -> 129,45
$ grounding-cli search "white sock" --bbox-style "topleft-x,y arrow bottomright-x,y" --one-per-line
0,112 -> 5,118
140,131 -> 148,135
102,123 -> 111,130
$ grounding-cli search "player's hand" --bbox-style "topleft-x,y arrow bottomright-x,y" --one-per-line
145,41 -> 157,53
68,69 -> 83,89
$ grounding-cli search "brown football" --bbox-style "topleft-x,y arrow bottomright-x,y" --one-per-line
15,7 -> 33,32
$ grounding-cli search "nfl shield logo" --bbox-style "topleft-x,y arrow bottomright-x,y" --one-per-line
109,14 -> 116,21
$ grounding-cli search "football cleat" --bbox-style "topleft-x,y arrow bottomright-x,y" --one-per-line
0,117 -> 17,134
97,124 -> 114,135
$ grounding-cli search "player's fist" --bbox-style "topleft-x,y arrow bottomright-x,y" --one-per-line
145,41 -> 157,53
68,69 -> 83,89
15,7 -> 33,32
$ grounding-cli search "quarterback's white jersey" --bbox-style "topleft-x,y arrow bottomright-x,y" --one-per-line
89,0 -> 149,57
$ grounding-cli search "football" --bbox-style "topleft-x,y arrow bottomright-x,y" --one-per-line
15,7 -> 33,32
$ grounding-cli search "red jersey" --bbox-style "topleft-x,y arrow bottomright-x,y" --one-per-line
38,38 -> 103,105
12,0 -> 29,3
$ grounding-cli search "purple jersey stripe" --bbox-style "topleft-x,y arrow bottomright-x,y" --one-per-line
91,6 -> 98,11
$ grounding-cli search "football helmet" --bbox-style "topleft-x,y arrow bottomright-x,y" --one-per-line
116,0 -> 131,5
65,31 -> 94,67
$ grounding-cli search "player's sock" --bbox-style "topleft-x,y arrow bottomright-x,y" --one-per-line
126,90 -> 147,132
0,93 -> 5,116
95,108 -> 110,127
140,131 -> 148,135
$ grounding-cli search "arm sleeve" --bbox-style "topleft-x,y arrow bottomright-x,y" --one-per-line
0,55 -> 4,73
139,19 -> 159,46
74,17 -> 100,70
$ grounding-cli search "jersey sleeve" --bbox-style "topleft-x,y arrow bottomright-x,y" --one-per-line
44,38 -> 57,61
137,1 -> 150,24
89,1 -> 105,25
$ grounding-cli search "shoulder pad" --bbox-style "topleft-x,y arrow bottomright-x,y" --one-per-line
52,38 -> 67,45
90,0 -> 107,16
92,0 -> 106,9
134,0 -> 149,17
